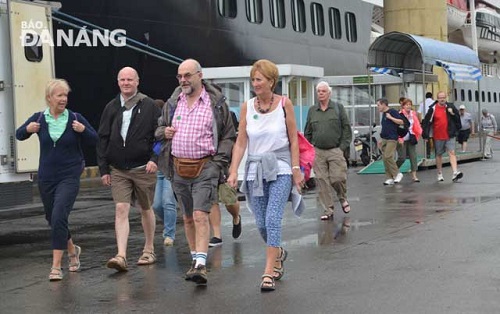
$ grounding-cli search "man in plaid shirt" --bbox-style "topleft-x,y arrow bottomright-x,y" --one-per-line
157,59 -> 236,285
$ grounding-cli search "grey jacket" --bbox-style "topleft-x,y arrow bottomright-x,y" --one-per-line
155,81 -> 236,179
240,147 -> 305,217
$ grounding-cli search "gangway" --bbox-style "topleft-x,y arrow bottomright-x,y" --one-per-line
366,31 -> 484,168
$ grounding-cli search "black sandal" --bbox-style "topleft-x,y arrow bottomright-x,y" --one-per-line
260,274 -> 275,292
341,201 -> 351,214
320,214 -> 333,220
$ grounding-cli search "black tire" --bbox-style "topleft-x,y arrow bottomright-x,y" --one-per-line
361,153 -> 370,166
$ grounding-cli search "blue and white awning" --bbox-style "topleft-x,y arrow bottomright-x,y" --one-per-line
436,60 -> 482,82
369,67 -> 399,76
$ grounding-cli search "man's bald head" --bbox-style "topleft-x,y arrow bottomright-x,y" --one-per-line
117,66 -> 139,99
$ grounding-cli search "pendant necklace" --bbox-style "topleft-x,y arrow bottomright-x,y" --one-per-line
256,95 -> 274,114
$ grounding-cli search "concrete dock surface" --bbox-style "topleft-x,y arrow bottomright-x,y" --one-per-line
1,145 -> 500,313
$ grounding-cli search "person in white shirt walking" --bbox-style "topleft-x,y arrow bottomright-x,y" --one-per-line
418,92 -> 434,120
480,108 -> 497,158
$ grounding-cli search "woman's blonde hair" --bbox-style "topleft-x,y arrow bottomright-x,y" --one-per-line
250,59 -> 279,91
45,79 -> 71,104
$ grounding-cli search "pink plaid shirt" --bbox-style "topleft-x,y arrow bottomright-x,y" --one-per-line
171,87 -> 215,159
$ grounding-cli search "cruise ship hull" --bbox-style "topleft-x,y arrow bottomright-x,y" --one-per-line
53,2 -> 373,110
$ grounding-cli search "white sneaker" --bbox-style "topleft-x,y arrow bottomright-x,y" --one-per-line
383,179 -> 395,185
437,173 -> 444,182
394,172 -> 403,183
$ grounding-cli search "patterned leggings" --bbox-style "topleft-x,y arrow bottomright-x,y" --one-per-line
247,175 -> 292,247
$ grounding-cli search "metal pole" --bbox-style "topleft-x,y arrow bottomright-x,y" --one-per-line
478,80 -> 484,155
470,0 -> 479,55
469,0 -> 483,154
422,63 -> 428,159
367,66 -> 373,162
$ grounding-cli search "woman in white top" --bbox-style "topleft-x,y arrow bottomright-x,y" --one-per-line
227,59 -> 302,292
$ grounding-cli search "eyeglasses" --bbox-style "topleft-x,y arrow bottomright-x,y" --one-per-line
176,71 -> 200,80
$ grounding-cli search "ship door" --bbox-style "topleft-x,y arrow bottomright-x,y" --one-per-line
8,0 -> 55,172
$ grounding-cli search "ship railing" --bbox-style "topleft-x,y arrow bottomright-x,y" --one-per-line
481,63 -> 500,78
463,20 -> 500,42
51,10 -> 183,65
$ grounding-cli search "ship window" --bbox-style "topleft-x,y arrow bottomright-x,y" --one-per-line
311,3 -> 324,36
292,0 -> 306,32
467,90 -> 472,101
494,92 -> 497,103
345,12 -> 357,42
23,33 -> 43,62
454,89 -> 457,101
475,91 -> 479,101
246,0 -> 263,23
270,0 -> 286,28
488,91 -> 491,103
460,89 -> 465,101
328,8 -> 341,39
218,0 -> 237,18
482,91 -> 485,102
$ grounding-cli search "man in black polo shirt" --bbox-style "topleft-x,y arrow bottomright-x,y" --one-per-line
377,98 -> 405,185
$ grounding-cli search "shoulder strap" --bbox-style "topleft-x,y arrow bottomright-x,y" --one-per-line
36,111 -> 44,123
333,101 -> 340,119
281,96 -> 287,118
36,111 -> 78,122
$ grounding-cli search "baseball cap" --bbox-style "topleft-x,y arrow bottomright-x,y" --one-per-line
459,105 -> 466,110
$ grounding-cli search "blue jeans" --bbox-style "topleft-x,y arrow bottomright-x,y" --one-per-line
153,171 -> 177,239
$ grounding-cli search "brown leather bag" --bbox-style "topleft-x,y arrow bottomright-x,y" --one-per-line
173,156 -> 211,179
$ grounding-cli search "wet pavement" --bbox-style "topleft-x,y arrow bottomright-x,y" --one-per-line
1,145 -> 500,313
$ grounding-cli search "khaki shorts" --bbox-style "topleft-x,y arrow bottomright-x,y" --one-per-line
111,166 -> 156,209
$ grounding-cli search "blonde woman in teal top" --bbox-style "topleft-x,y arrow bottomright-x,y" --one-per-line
16,79 -> 98,281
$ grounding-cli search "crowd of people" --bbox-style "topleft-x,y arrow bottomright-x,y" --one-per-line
378,91 -> 498,186
15,60 -> 497,291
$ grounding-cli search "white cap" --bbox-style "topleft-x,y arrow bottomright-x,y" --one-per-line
459,105 -> 466,109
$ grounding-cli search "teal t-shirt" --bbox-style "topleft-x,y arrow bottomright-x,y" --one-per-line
44,108 -> 69,143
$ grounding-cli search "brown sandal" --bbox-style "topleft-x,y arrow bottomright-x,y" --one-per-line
106,255 -> 128,272
68,245 -> 81,272
273,247 -> 288,280
260,274 -> 275,292
137,251 -> 156,265
49,267 -> 63,281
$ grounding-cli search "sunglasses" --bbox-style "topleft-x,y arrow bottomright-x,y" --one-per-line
176,71 -> 200,81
